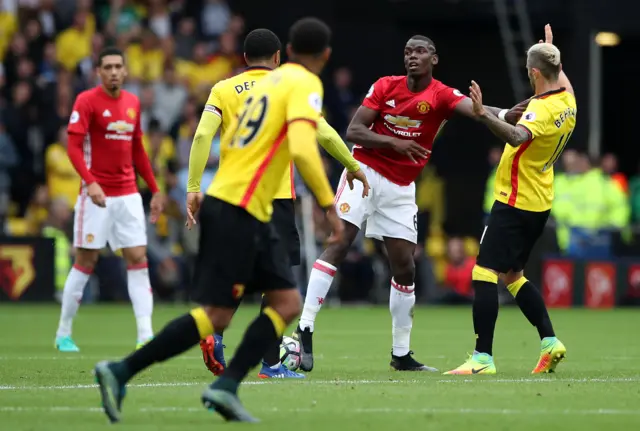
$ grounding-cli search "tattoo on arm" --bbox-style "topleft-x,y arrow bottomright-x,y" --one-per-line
454,98 -> 504,118
479,112 -> 531,147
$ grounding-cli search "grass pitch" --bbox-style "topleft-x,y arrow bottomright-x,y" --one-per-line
0,304 -> 639,430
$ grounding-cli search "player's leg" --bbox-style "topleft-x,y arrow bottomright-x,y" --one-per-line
94,197 -> 253,423
55,194 -> 109,352
368,178 -> 434,371
382,236 -> 435,371
110,194 -> 154,348
202,219 -> 301,421
445,202 -> 520,375
295,168 -> 370,371
261,200 -> 302,373
503,209 -> 566,373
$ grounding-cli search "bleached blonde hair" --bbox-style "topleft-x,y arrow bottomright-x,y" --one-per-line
526,43 -> 561,80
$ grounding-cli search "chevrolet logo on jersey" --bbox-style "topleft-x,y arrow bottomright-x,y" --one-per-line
106,121 -> 135,134
384,114 -> 422,129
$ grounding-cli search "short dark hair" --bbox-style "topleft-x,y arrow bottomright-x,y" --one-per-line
289,17 -> 331,56
97,47 -> 125,67
409,35 -> 436,52
244,29 -> 281,61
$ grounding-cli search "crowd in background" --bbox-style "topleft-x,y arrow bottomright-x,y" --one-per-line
1,0 -> 638,305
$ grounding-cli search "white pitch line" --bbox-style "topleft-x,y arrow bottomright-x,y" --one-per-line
0,355 -> 638,361
0,406 -> 639,416
1,377 -> 639,391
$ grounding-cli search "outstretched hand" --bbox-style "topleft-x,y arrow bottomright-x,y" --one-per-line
469,80 -> 486,118
539,24 -> 553,44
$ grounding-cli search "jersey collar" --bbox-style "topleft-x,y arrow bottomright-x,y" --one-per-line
533,87 -> 566,99
245,66 -> 272,71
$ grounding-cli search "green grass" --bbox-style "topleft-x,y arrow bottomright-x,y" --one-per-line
0,304 -> 639,430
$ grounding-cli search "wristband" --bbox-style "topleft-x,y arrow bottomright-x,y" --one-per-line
498,109 -> 508,122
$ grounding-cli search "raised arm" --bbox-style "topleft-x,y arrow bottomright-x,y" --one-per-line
454,96 -> 525,126
468,81 -> 532,147
540,24 -> 575,97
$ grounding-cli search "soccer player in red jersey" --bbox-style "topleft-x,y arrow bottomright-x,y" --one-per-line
294,35 -> 523,372
54,47 -> 164,352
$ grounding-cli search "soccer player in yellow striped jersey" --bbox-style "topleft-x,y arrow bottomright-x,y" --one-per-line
446,25 -> 574,376
93,18 -> 347,423
186,29 -> 369,380
186,29 -> 368,205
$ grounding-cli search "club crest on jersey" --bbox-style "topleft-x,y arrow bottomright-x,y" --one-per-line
232,284 -> 245,299
126,108 -> 137,120
416,101 -> 430,114
339,202 -> 350,214
85,234 -> 94,244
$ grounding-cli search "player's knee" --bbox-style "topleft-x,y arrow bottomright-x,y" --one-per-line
202,305 -> 234,333
390,257 -> 415,286
74,249 -> 99,271
320,223 -> 358,265
122,246 -> 147,267
472,265 -> 499,284
268,290 -> 302,324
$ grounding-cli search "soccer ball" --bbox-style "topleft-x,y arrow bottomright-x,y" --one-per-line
279,336 -> 301,371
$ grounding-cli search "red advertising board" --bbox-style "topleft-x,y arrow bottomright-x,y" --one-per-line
585,262 -> 616,308
627,265 -> 640,298
542,260 -> 574,307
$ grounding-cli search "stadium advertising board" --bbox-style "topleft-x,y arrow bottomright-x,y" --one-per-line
0,237 -> 54,302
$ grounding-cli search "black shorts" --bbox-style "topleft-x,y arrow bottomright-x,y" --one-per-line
271,199 -> 301,266
192,196 -> 296,308
476,201 -> 550,274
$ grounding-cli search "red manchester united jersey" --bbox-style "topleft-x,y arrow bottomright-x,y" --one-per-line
354,76 -> 465,185
67,86 -> 143,196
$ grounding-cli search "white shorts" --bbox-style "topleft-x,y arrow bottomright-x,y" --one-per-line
335,162 -> 418,244
73,193 -> 147,251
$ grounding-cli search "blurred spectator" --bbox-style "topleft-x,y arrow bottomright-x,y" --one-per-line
24,17 -> 46,66
24,183 -> 48,234
0,120 -> 18,229
145,0 -> 172,40
629,162 -> 640,224
37,0 -> 57,37
55,9 -> 94,72
3,33 -> 29,90
139,83 -> 159,132
45,125 -> 79,210
442,237 -> 474,304
126,29 -> 164,83
100,0 -> 141,40
41,196 -> 72,300
328,67 -> 355,134
227,14 -> 245,37
175,96 -> 199,167
483,146 -> 502,220
174,16 -> 196,60
140,118 -> 175,197
152,63 -> 187,133
553,151 -> 629,257
0,3 -> 18,62
601,152 -> 628,194
177,37 -> 239,100
201,0 -> 230,40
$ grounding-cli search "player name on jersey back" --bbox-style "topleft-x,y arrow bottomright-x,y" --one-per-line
209,63 -> 324,222
353,76 -> 465,186
494,88 -> 577,212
